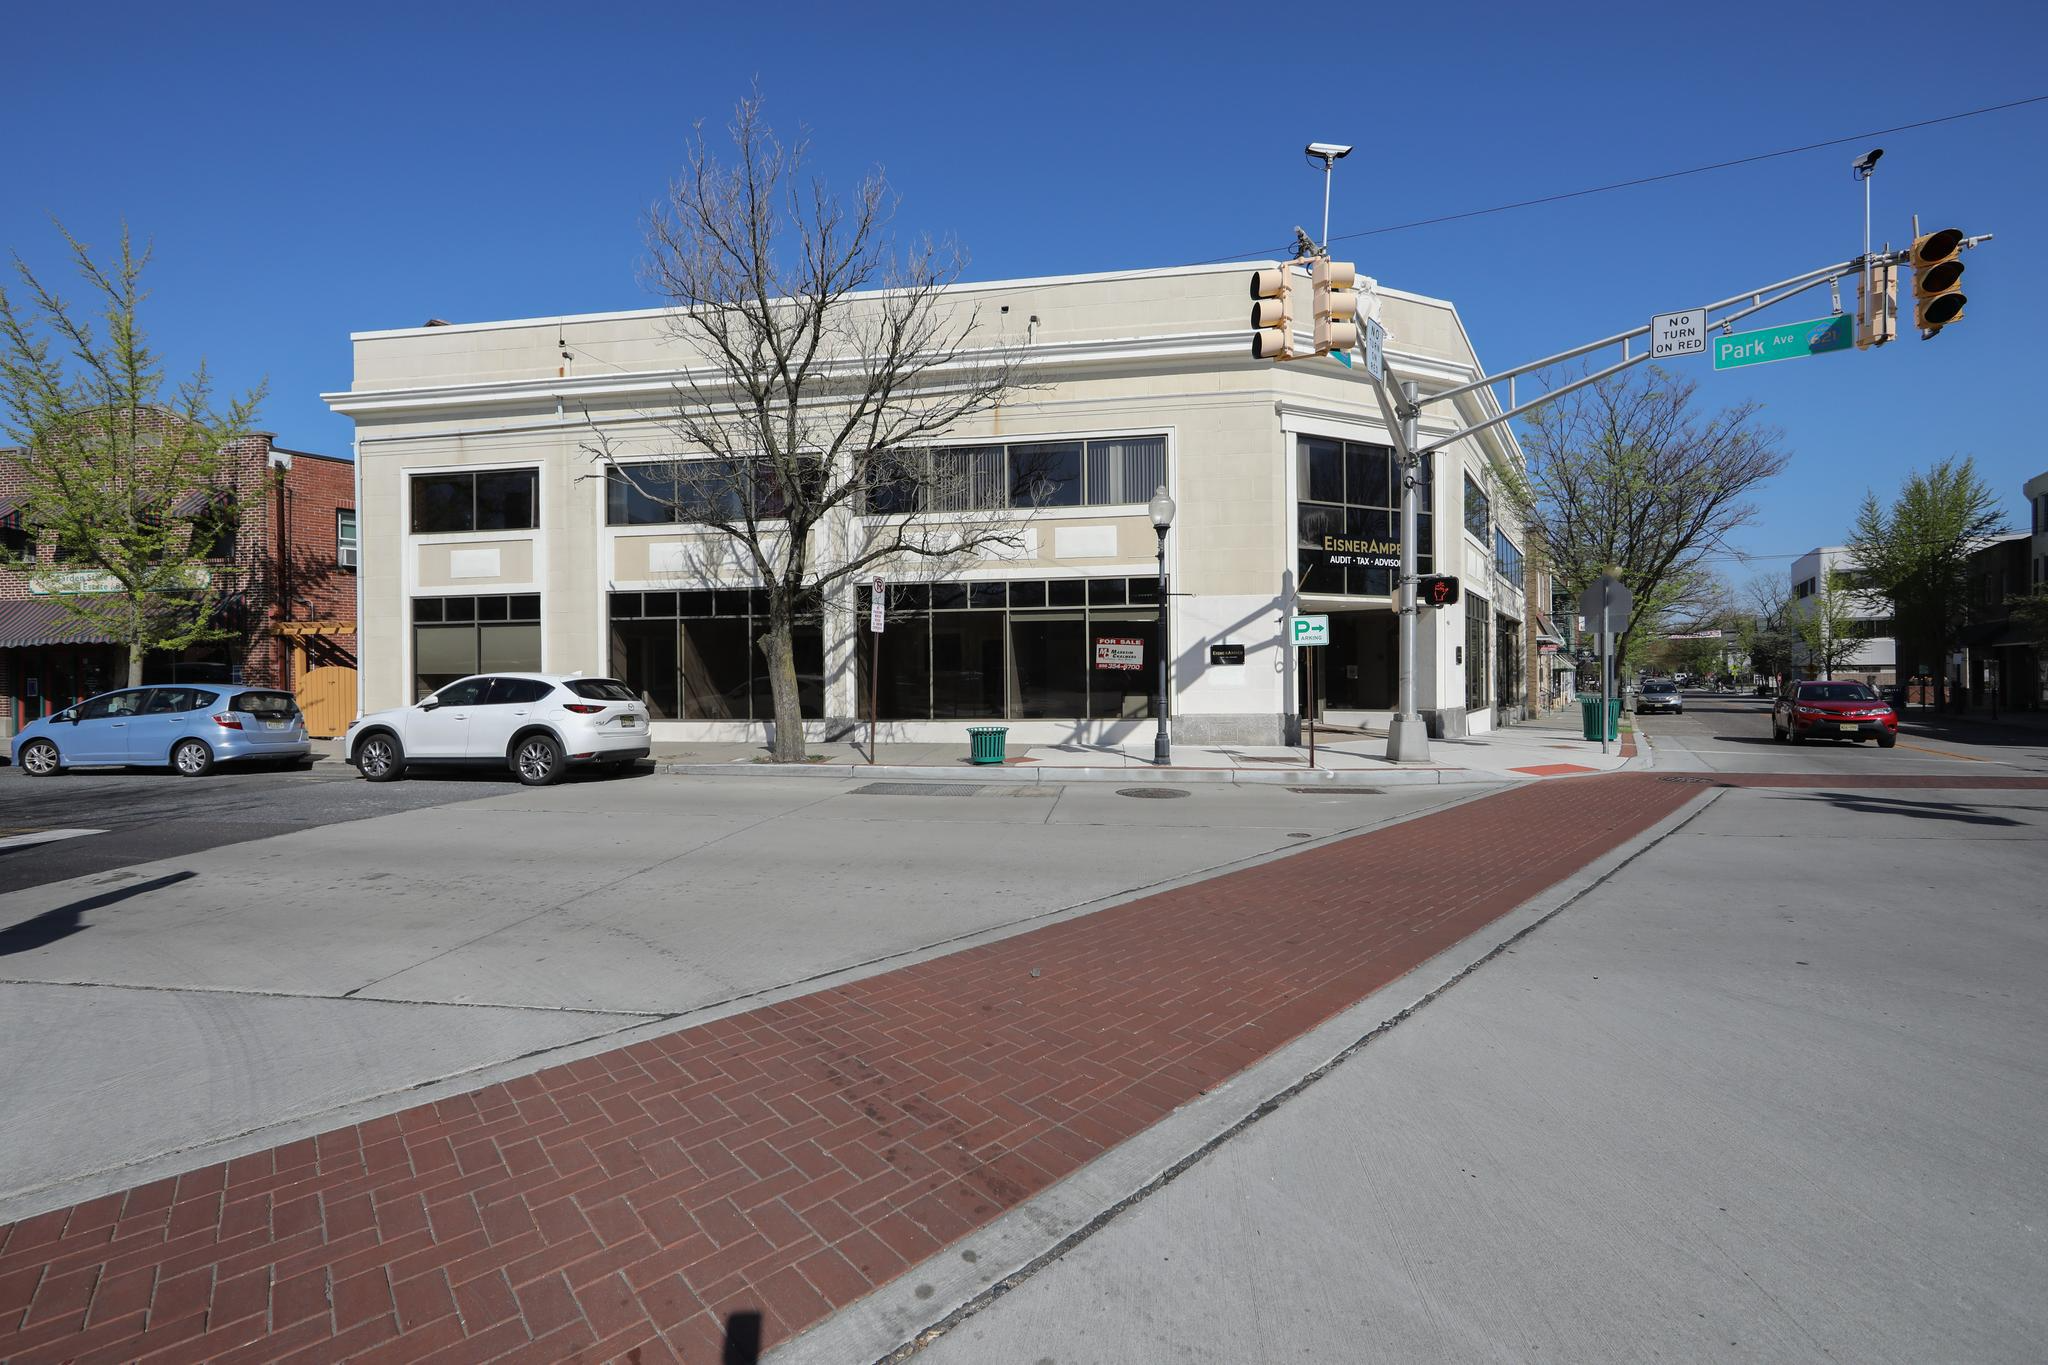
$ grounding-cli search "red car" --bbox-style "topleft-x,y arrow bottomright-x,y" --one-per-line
1772,680 -> 1898,748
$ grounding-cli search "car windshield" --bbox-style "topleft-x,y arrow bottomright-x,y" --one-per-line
1643,682 -> 1676,693
1799,683 -> 1877,702
566,679 -> 637,701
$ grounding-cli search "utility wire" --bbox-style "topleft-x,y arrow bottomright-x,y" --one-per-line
1186,93 -> 2048,266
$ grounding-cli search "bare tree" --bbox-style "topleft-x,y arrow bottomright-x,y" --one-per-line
0,223 -> 263,686
603,94 -> 1028,760
1493,366 -> 1789,678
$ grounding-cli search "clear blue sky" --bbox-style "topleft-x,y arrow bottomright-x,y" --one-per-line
7,0 -> 2044,585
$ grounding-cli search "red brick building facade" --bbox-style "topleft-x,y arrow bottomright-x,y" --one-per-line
0,432 -> 357,739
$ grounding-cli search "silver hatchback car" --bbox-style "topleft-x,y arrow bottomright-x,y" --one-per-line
12,684 -> 312,776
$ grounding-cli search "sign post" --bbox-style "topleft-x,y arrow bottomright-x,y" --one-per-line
868,578 -> 884,764
1292,615 -> 1329,767
1576,578 -> 1634,755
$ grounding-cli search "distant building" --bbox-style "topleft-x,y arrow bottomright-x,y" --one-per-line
1955,531 -> 2038,712
0,434 -> 358,739
2028,468 -> 2048,592
1789,546 -> 1895,686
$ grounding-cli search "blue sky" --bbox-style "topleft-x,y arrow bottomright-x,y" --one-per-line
6,0 -> 2044,584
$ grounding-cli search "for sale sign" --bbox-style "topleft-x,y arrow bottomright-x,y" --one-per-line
1094,636 -> 1144,671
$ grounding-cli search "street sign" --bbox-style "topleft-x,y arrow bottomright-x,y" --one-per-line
1651,308 -> 1707,358
1291,615 -> 1330,647
1094,636 -> 1144,670
1712,314 -> 1854,370
1363,318 -> 1386,381
870,577 -> 885,632
1577,578 -> 1633,636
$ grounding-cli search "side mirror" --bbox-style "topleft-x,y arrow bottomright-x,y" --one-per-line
58,708 -> 79,724
419,697 -> 441,712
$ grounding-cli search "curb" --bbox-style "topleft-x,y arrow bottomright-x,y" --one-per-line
652,760 -> 1475,787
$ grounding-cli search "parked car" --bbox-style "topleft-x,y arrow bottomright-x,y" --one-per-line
1771,680 -> 1898,748
1636,679 -> 1684,715
12,684 -> 311,776
344,673 -> 651,786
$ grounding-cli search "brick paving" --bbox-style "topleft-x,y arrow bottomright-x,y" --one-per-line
2,770 -> 2036,1362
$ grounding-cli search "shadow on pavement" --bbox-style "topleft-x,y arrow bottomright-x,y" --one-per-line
1790,792 -> 2026,826
0,870 -> 197,956
722,1310 -> 762,1363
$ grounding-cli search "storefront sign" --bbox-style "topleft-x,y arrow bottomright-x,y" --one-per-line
1094,636 -> 1144,670
1209,643 -> 1246,666
1303,534 -> 1400,572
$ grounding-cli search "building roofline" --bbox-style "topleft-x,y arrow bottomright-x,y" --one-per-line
347,260 -> 1460,342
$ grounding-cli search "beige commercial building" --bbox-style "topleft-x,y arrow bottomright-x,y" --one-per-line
324,263 -> 1533,746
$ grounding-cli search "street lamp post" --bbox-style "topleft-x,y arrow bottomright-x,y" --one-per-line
1149,485 -> 1175,766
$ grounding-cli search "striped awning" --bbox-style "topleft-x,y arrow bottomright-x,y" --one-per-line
0,599 -> 121,649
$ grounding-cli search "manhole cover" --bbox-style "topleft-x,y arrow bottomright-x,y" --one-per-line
1659,775 -> 1718,785
1286,786 -> 1385,795
852,782 -> 986,797
1116,787 -> 1191,799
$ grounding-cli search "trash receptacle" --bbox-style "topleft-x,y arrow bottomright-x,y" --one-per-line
1576,694 -> 1621,741
968,726 -> 1009,765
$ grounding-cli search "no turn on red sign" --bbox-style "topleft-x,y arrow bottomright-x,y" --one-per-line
1651,309 -> 1707,358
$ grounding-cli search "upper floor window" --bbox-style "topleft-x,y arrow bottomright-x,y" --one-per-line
410,469 -> 538,534
337,509 -> 359,568
189,497 -> 238,561
860,435 -> 1167,516
1494,529 -> 1524,582
1794,576 -> 1816,599
605,458 -> 824,526
1463,475 -> 1491,543
0,508 -> 31,563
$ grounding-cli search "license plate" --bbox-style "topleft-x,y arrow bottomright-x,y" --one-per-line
1836,720 -> 1859,729
265,720 -> 289,730
619,715 -> 638,727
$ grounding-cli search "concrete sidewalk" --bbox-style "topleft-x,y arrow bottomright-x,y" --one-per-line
640,707 -> 1636,786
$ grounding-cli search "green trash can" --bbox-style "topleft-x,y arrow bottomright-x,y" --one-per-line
968,726 -> 1009,765
1576,694 -> 1621,741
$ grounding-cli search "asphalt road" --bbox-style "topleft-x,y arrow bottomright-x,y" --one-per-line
1637,688 -> 2048,776
0,758 -> 594,894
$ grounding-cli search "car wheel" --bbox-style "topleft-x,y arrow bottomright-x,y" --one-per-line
356,732 -> 406,783
171,738 -> 215,777
1878,732 -> 1897,749
512,733 -> 564,786
18,740 -> 61,776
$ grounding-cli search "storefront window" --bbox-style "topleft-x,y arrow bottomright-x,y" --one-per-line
1465,594 -> 1491,713
413,594 -> 542,696
606,592 -> 823,721
1009,615 -> 1088,718
1298,437 -> 1432,595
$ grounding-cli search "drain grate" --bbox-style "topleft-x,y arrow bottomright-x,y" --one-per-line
852,782 -> 987,797
1287,786 -> 1385,795
1116,787 -> 1191,799
1659,775 -> 1718,785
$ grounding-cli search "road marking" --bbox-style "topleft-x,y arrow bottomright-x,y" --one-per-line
1896,740 -> 1988,762
0,829 -> 106,852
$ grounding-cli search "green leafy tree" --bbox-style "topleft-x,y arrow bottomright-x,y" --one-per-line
0,224 -> 263,687
1847,458 -> 2004,710
1793,571 -> 1865,680
1495,366 -> 1788,680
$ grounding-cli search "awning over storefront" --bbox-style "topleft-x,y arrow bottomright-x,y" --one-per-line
0,599 -> 122,650
1532,612 -> 1566,648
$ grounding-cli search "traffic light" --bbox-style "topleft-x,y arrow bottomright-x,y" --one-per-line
1908,227 -> 1967,337
1418,574 -> 1460,608
1312,258 -> 1358,355
1855,259 -> 1896,350
1250,267 -> 1294,360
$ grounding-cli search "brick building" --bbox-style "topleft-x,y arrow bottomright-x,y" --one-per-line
0,431 -> 358,740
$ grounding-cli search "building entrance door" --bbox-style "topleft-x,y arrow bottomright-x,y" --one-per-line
1297,610 -> 1397,717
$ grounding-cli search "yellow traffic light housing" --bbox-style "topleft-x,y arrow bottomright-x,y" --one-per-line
1250,267 -> 1295,360
1312,258 -> 1358,355
1855,258 -> 1896,350
1909,227 -> 1966,337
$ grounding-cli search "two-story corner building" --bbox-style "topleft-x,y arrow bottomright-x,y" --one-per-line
1789,546 -> 1898,687
0,432 -> 360,740
322,263 -> 1534,747
1956,531 -> 2038,712
2027,468 -> 2048,593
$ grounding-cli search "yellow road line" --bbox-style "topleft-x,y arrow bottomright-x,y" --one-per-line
1896,740 -> 1987,762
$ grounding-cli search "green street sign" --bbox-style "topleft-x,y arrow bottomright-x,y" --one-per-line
1712,314 -> 1853,370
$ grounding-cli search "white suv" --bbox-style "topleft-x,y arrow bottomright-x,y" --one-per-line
345,674 -> 651,786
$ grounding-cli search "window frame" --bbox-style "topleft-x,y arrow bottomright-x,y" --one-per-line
408,468 -> 541,536
337,508 -> 359,567
853,434 -> 1170,519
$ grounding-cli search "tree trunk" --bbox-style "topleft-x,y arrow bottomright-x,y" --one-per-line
125,639 -> 146,688
760,613 -> 805,763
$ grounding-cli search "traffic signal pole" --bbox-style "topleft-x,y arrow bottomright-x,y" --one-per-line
1369,378 -> 1431,763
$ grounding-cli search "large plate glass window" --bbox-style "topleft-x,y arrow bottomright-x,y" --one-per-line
606,592 -> 824,721
412,595 -> 541,697
856,436 -> 1168,516
1297,437 -> 1432,596
409,470 -> 539,534
1465,594 -> 1491,713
